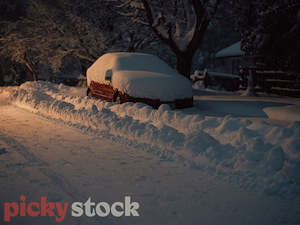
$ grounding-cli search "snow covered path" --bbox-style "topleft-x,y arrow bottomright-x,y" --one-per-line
0,104 -> 299,225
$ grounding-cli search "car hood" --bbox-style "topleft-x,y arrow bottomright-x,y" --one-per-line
112,70 -> 193,101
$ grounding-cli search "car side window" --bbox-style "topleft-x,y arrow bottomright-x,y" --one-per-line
105,69 -> 113,82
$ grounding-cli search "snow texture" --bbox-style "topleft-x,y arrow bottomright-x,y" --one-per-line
216,41 -> 244,58
87,52 -> 193,101
1,81 -> 300,198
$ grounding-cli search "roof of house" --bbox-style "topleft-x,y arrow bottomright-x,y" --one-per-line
216,41 -> 244,58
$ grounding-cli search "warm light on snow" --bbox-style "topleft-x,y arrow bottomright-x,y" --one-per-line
87,52 -> 193,101
1,81 -> 300,198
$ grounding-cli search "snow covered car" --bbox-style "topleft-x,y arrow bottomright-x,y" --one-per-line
86,52 -> 193,108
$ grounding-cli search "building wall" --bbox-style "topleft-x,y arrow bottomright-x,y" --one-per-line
215,56 -> 242,75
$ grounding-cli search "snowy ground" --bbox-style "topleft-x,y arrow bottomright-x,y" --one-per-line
0,81 -> 300,225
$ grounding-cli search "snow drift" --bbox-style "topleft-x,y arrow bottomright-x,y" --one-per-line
1,81 -> 299,197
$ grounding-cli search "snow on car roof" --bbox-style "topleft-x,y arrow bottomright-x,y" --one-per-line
113,52 -> 176,74
87,52 -> 177,83
215,41 -> 244,58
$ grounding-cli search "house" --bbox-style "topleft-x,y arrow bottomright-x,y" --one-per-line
191,42 -> 243,91
215,41 -> 244,75
214,41 -> 300,96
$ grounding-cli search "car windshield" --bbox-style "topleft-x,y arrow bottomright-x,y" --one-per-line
114,54 -> 176,75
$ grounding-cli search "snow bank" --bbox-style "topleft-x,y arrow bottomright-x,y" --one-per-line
87,52 -> 193,101
1,81 -> 299,197
264,104 -> 300,122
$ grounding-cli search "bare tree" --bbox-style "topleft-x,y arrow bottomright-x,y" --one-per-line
114,0 -> 222,78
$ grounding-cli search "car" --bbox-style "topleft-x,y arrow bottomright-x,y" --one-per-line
86,52 -> 193,109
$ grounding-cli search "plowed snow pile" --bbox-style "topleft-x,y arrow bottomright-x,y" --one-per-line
1,81 -> 299,197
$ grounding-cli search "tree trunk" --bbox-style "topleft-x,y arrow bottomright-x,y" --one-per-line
245,69 -> 256,96
139,0 -> 215,80
176,53 -> 193,79
24,62 -> 38,81
0,71 -> 3,86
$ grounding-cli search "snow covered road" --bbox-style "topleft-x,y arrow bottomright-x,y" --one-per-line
0,104 -> 299,225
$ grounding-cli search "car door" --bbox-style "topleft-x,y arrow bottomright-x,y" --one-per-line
90,69 -> 115,101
